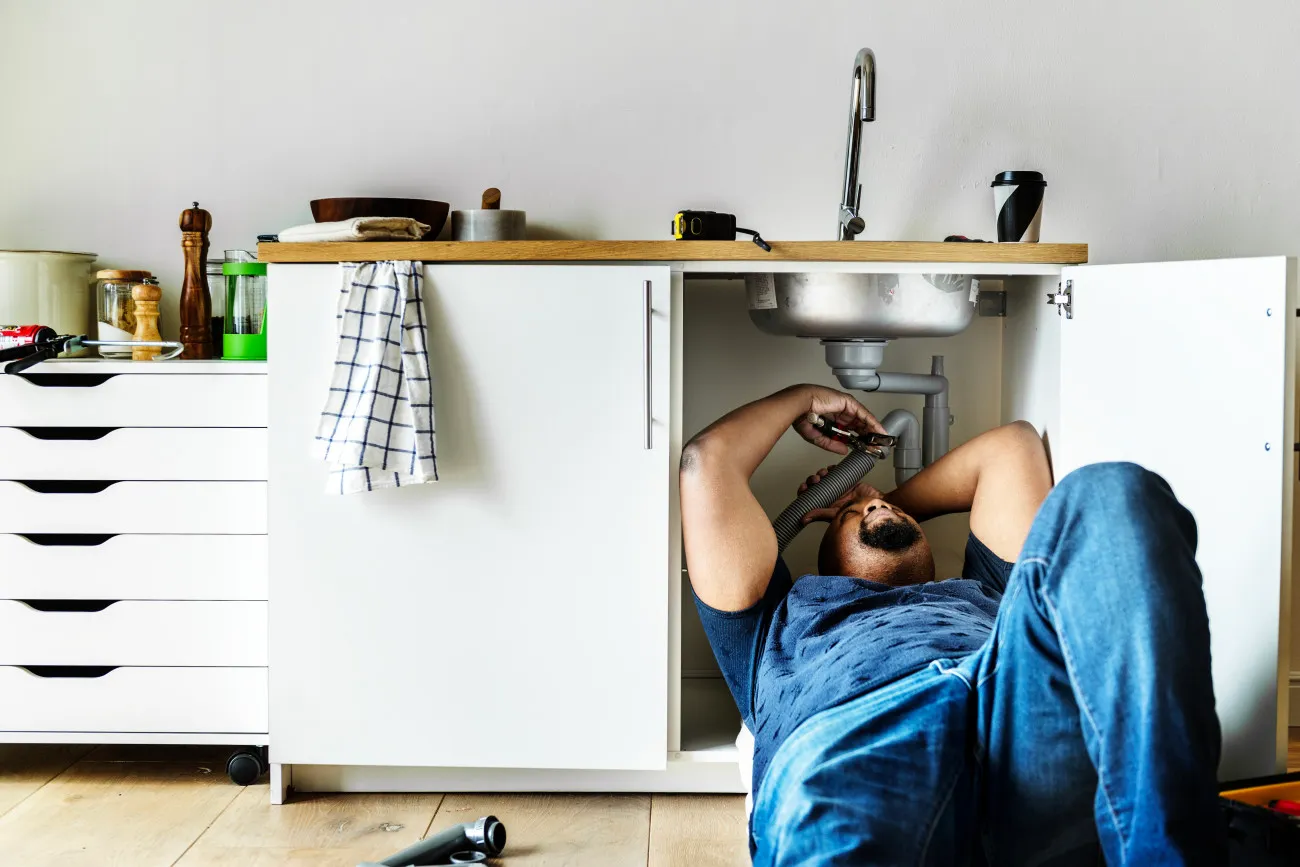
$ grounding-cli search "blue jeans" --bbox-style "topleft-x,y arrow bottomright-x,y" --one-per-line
752,463 -> 1225,866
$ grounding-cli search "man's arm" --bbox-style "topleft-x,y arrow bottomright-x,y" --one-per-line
887,421 -> 1052,561
680,385 -> 883,611
801,421 -> 1053,562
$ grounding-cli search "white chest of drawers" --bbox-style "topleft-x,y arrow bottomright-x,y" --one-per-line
0,360 -> 268,778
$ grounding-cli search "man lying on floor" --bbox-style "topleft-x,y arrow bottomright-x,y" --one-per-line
679,384 -> 1223,866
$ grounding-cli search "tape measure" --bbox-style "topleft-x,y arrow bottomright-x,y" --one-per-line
672,210 -> 771,251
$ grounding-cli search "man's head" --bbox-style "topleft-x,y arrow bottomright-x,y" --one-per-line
817,492 -> 935,586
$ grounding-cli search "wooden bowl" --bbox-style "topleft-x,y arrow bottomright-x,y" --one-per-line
309,198 -> 449,239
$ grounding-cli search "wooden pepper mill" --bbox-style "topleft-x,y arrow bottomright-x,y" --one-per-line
131,278 -> 163,361
179,201 -> 213,359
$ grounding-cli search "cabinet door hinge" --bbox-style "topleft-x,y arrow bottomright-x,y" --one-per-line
1047,280 -> 1073,319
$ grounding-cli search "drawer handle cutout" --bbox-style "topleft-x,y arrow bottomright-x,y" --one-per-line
19,666 -> 117,678
17,533 -> 117,547
18,600 -> 119,613
15,480 -> 119,494
17,373 -> 118,388
16,427 -> 115,441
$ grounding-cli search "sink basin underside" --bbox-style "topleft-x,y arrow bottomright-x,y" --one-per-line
746,272 -> 977,340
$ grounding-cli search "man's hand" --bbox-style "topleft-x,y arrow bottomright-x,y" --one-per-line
789,385 -> 886,456
796,466 -> 884,524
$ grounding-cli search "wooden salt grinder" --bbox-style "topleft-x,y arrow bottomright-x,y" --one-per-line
179,201 -> 213,359
131,279 -> 163,361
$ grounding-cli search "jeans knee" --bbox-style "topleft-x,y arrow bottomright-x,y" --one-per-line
1056,462 -> 1166,503
1043,462 -> 1200,594
1053,462 -> 1181,525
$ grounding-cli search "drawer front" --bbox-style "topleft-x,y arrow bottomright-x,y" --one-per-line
0,374 -> 266,427
0,666 -> 267,733
0,428 -> 268,481
0,481 -> 266,533
0,600 -> 266,666
0,534 -> 267,600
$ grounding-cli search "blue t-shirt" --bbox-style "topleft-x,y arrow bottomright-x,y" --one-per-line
694,533 -> 1013,794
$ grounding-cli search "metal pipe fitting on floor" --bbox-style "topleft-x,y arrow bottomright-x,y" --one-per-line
359,816 -> 506,867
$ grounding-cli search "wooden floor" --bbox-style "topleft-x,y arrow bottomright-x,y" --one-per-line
0,744 -> 749,866
1,733 -> 1298,866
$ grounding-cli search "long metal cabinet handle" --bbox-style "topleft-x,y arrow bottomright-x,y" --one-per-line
643,280 -> 653,450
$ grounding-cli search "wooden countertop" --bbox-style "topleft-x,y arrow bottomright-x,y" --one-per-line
256,240 -> 1088,265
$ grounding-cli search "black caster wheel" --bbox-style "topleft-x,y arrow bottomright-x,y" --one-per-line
227,749 -> 263,786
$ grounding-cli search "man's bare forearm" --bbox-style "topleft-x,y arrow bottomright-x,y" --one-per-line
882,449 -> 981,522
883,423 -> 1031,520
883,421 -> 1052,560
681,386 -> 815,482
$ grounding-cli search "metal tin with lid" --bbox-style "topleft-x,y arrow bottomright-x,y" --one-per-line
0,251 -> 98,354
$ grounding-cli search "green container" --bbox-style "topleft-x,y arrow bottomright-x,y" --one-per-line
222,261 -> 267,360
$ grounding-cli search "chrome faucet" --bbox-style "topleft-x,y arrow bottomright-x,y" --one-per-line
838,48 -> 876,240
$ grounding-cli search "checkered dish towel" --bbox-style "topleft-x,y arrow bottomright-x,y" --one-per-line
313,261 -> 438,493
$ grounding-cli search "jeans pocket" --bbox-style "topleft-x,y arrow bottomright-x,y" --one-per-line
930,657 -> 973,691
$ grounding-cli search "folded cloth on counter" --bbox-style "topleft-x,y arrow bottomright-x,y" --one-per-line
279,217 -> 430,243
313,261 -> 438,493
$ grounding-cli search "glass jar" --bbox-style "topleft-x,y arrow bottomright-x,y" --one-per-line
206,259 -> 226,358
95,269 -> 151,358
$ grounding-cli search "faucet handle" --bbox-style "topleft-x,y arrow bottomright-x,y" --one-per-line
839,205 -> 865,237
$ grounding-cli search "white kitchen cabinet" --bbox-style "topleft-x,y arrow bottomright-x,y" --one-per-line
0,362 -> 270,768
266,254 -> 1296,796
268,264 -> 671,775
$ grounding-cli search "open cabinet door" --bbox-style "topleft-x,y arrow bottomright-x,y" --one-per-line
1055,257 -> 1297,780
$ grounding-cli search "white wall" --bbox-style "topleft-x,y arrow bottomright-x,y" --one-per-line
3,1 -> 1299,687
4,0 -> 1297,294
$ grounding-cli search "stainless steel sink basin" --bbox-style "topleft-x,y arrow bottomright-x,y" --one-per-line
746,272 -> 976,340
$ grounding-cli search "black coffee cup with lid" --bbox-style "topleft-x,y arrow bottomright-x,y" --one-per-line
992,171 -> 1046,242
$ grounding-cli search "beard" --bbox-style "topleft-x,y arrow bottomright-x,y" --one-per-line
858,515 -> 921,552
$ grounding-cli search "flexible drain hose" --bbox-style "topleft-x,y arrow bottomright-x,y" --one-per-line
772,448 -> 877,553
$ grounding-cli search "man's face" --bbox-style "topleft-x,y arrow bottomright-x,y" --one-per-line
818,493 -> 935,585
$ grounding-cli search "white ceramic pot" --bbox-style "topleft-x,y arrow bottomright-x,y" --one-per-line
0,251 -> 98,345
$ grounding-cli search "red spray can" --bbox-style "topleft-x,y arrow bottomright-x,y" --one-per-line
0,325 -> 58,351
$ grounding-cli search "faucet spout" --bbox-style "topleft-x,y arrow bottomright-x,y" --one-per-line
838,47 -> 876,240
